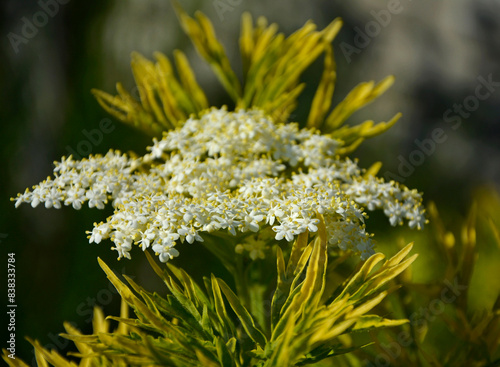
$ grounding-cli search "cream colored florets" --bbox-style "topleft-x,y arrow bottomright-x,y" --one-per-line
14,108 -> 426,261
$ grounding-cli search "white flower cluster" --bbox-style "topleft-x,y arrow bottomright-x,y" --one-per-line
14,152 -> 143,210
14,108 -> 425,262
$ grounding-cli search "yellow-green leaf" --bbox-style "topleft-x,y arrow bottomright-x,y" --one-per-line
216,278 -> 267,346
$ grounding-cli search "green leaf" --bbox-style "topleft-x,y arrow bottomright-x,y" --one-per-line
270,246 -> 288,328
286,231 -> 310,279
173,1 -> 242,102
323,76 -> 395,133
98,258 -> 142,308
216,278 -> 267,347
295,343 -> 369,366
366,254 -> 418,296
271,219 -> 328,343
27,338 -> 79,367
264,315 -> 295,367
346,291 -> 387,318
333,253 -> 385,302
167,263 -> 212,309
307,44 -> 336,129
211,274 -> 236,339
215,336 -> 236,367
173,49 -> 209,111
351,315 -> 408,331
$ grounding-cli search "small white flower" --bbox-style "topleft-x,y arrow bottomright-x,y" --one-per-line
242,209 -> 265,232
177,225 -> 203,244
86,188 -> 107,209
296,217 -> 319,232
111,233 -> 132,260
88,222 -> 110,244
273,222 -> 297,242
137,228 -> 156,250
267,204 -> 285,225
64,186 -> 86,210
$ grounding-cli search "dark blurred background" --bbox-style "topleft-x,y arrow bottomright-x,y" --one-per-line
1,0 -> 500,363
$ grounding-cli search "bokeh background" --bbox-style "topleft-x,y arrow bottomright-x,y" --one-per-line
1,0 -> 500,363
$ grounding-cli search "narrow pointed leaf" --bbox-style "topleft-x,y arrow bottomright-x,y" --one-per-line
216,278 -> 267,346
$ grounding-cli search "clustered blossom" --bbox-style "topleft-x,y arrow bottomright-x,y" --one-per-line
13,108 -> 426,261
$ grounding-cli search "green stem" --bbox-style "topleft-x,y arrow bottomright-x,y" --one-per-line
202,233 -> 253,310
235,253 -> 252,313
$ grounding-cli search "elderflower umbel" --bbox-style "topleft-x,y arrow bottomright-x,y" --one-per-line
14,108 -> 426,261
